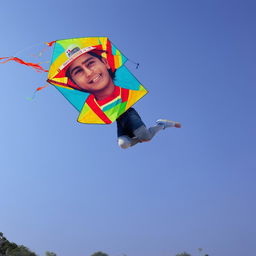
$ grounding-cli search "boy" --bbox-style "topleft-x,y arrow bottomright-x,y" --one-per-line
66,49 -> 181,149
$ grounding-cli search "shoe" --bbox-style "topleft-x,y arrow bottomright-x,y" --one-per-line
156,119 -> 181,129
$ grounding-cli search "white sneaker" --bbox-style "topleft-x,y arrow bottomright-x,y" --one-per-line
156,119 -> 181,129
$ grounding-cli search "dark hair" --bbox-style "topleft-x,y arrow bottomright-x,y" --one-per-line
66,51 -> 116,87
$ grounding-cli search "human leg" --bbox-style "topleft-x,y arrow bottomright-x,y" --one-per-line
133,124 -> 164,142
117,135 -> 140,149
116,108 -> 181,148
133,119 -> 181,142
117,125 -> 157,149
156,119 -> 182,128
118,121 -> 178,148
116,108 -> 145,149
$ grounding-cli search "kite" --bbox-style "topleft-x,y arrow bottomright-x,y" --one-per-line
47,37 -> 148,124
0,37 -> 148,124
0,37 -> 181,148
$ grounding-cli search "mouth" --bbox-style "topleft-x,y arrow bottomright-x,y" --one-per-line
89,74 -> 102,84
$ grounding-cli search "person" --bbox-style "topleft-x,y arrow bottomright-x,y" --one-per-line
66,50 -> 181,149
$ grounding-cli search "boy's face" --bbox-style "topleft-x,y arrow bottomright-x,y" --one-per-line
68,53 -> 112,93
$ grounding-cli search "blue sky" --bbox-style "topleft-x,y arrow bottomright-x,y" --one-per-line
1,1 -> 255,256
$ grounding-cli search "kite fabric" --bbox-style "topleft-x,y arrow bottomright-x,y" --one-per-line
47,37 -> 148,124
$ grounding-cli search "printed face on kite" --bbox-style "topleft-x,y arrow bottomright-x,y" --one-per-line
68,53 -> 115,100
47,37 -> 149,124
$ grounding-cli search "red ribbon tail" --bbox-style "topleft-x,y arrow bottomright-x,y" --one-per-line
46,41 -> 56,47
0,56 -> 48,72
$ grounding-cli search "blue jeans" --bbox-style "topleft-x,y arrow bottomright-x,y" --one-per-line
117,108 -> 145,138
116,108 -> 164,148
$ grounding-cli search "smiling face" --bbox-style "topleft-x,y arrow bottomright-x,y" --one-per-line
68,52 -> 115,100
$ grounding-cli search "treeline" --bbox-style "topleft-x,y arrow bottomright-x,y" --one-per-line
0,232 -> 208,256
0,232 -> 55,256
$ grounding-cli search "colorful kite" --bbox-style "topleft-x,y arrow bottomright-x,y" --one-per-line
0,37 -> 148,124
47,37 -> 148,124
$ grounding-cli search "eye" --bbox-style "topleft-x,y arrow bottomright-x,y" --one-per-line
87,60 -> 95,67
74,68 -> 82,75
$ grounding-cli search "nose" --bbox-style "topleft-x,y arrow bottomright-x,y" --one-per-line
83,67 -> 93,77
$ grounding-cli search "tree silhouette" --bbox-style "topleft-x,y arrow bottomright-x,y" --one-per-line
45,252 -> 57,256
91,251 -> 109,256
176,252 -> 191,256
0,232 -> 39,256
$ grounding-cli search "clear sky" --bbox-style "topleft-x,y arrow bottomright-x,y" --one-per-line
1,1 -> 255,256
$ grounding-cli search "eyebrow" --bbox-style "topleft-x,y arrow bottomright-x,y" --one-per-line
70,57 -> 95,75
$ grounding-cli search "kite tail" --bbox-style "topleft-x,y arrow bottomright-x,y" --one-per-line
0,41 -> 55,72
1,40 -> 55,100
27,84 -> 49,100
46,40 -> 56,47
0,56 -> 48,72
31,41 -> 56,58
